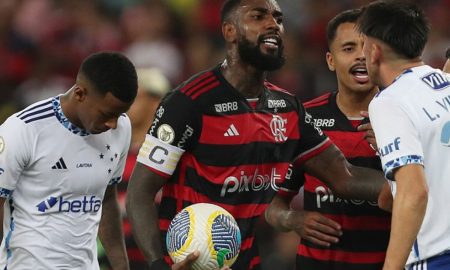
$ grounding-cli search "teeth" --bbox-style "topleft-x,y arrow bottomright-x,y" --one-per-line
264,38 -> 278,45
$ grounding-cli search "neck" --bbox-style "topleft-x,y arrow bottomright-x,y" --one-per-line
60,86 -> 83,128
336,88 -> 378,118
220,57 -> 268,98
381,58 -> 424,88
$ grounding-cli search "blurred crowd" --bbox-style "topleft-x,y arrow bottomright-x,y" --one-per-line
1,0 -> 450,124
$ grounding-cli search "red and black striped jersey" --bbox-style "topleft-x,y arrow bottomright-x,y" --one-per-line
280,91 -> 390,270
142,65 -> 331,270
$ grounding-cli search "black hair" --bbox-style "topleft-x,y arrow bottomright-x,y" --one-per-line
327,8 -> 362,49
79,51 -> 138,103
221,0 -> 242,23
357,0 -> 429,59
446,47 -> 450,59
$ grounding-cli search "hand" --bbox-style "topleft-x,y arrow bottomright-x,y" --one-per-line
357,111 -> 377,150
171,251 -> 232,270
293,211 -> 342,247
171,251 -> 200,270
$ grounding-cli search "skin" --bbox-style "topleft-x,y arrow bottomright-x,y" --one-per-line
127,1 -> 386,269
363,35 -> 428,270
443,58 -> 450,73
266,21 -> 382,247
0,74 -> 133,270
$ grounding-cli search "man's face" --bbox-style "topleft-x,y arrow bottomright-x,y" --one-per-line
327,22 -> 375,94
77,88 -> 132,134
235,0 -> 285,71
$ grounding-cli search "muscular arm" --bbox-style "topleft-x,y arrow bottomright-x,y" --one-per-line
126,162 -> 167,266
302,144 -> 386,201
99,185 -> 129,270
383,164 -> 427,270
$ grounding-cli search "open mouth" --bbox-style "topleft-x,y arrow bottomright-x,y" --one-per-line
350,65 -> 369,83
260,35 -> 281,50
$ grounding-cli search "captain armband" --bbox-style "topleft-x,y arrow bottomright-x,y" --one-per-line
137,134 -> 185,176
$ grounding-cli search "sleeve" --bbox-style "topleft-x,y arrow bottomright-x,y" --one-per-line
109,115 -> 132,186
292,104 -> 332,165
369,96 -> 423,180
0,116 -> 32,197
277,164 -> 305,198
136,91 -> 200,177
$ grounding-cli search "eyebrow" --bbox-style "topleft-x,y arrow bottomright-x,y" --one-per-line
251,7 -> 283,17
340,41 -> 357,47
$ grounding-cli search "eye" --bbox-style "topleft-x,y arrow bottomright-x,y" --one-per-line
343,46 -> 354,52
276,16 -> 283,24
252,14 -> 263,20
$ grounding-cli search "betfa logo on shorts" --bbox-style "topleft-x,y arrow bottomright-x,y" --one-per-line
270,115 -> 287,142
36,195 -> 102,213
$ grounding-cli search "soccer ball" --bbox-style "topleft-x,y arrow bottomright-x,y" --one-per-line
166,203 -> 241,270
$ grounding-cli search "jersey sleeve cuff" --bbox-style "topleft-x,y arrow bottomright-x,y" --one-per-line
293,138 -> 333,166
383,155 -> 424,180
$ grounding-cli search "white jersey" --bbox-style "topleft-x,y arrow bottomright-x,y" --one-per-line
369,65 -> 450,266
0,96 -> 131,269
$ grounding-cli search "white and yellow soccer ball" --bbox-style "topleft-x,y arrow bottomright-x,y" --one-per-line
166,203 -> 241,270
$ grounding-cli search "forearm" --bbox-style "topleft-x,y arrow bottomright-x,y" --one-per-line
99,188 -> 129,270
126,168 -> 166,264
342,164 -> 386,201
384,167 -> 428,270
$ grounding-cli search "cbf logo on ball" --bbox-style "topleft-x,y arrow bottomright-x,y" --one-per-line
166,203 -> 241,270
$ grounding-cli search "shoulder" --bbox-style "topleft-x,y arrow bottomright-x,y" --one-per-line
264,81 -> 293,96
303,92 -> 333,109
115,114 -> 132,134
173,68 -> 221,101
14,98 -> 55,125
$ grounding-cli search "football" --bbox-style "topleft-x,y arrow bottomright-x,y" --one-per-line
166,203 -> 241,270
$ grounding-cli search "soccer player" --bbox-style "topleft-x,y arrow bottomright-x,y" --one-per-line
265,9 -> 391,270
358,1 -> 450,269
0,51 -> 138,270
126,1 -> 386,270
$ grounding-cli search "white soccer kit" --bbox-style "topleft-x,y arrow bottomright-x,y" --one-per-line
0,96 -> 130,270
369,65 -> 450,266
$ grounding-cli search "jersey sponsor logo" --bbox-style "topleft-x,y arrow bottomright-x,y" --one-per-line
270,115 -> 288,142
441,121 -> 450,146
421,72 -> 450,90
36,195 -> 101,213
149,106 -> 165,135
315,186 -> 377,208
51,157 -> 68,170
220,168 -> 281,197
268,99 -> 287,109
305,112 -> 324,136
177,125 -> 194,148
378,137 -> 401,157
157,124 -> 175,144
214,101 -> 238,113
313,118 -> 335,127
0,136 -> 4,154
224,124 -> 240,137
76,163 -> 93,168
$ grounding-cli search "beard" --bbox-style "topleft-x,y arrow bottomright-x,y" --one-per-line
238,35 -> 285,71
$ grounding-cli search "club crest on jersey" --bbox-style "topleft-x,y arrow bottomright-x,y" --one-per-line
157,124 -> 175,144
270,115 -> 287,142
421,72 -> 450,90
0,136 -> 4,154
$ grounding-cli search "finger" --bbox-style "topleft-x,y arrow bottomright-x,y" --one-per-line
178,250 -> 200,269
357,123 -> 371,132
312,222 -> 342,237
360,110 -> 369,118
303,231 -> 338,247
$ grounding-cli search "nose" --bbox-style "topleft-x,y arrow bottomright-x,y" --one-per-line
266,16 -> 281,32
105,117 -> 118,130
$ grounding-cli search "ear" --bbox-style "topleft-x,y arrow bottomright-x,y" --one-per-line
326,51 -> 335,71
369,42 -> 381,65
222,21 -> 237,43
73,84 -> 87,102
